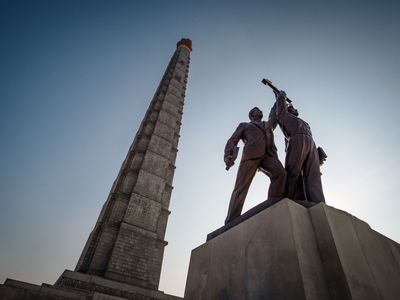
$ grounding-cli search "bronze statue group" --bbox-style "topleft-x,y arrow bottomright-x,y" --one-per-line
224,89 -> 326,225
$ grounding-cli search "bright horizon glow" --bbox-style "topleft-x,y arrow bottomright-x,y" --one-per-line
1,0 -> 399,297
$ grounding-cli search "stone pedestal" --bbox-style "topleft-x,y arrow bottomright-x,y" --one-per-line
184,199 -> 400,300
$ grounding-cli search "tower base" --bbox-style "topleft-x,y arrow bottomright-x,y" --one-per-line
0,270 -> 182,300
184,199 -> 400,300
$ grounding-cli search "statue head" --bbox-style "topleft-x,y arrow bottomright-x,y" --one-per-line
249,107 -> 263,121
287,104 -> 299,117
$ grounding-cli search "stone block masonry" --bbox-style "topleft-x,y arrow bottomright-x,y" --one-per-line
0,38 -> 192,300
74,39 -> 192,292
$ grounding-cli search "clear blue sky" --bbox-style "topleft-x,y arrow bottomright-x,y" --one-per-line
1,0 -> 399,297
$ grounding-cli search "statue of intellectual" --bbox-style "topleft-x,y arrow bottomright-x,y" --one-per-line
274,90 -> 325,203
224,106 -> 286,224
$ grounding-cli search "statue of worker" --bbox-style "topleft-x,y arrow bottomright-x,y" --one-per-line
274,90 -> 325,203
224,106 -> 286,224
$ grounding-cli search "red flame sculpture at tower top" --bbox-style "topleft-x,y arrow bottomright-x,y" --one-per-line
177,38 -> 192,52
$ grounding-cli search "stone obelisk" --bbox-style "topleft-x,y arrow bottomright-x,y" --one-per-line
0,39 -> 191,299
74,38 -> 192,289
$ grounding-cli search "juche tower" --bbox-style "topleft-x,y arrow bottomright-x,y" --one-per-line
0,38 -> 192,300
74,38 -> 192,288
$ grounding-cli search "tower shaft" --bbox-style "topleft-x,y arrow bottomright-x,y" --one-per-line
75,39 -> 192,290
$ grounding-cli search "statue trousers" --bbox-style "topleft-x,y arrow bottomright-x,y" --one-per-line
285,134 -> 325,203
225,155 -> 286,224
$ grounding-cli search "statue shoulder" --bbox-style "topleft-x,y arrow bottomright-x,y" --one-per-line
232,122 -> 247,133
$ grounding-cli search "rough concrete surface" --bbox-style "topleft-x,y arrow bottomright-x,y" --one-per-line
185,199 -> 400,300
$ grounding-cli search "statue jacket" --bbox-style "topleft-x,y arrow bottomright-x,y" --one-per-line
225,113 -> 278,161
276,95 -> 312,139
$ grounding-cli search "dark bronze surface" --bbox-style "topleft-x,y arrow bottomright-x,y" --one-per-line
275,90 -> 325,203
224,107 -> 286,224
223,82 -> 326,224
261,78 -> 292,103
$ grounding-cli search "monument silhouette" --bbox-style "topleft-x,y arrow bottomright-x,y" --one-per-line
184,81 -> 400,300
0,38 -> 192,300
2,38 -> 400,300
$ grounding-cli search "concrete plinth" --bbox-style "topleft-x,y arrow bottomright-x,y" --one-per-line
184,199 -> 400,300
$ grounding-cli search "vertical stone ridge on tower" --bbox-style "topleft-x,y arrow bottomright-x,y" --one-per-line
75,38 -> 192,290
